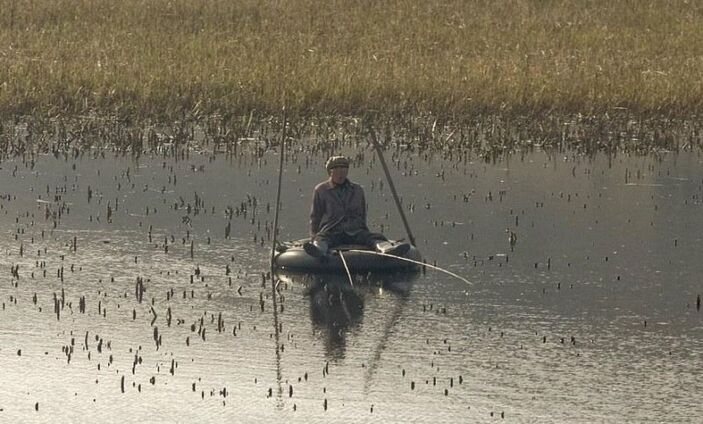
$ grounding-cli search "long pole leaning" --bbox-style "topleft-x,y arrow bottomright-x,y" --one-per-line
368,125 -> 416,246
270,111 -> 288,270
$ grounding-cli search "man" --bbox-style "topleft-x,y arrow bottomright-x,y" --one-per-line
304,155 -> 410,260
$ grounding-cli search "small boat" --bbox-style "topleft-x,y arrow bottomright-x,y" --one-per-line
272,239 -> 422,273
274,269 -> 419,293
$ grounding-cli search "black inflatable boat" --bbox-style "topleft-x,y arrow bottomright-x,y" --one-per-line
272,239 -> 422,273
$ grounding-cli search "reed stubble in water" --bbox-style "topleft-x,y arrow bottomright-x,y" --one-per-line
0,0 -> 701,120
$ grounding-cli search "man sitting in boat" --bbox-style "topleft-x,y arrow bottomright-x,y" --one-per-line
303,155 -> 410,260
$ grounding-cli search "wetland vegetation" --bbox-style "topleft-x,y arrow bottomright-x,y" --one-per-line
1,0 -> 702,153
2,3 -> 703,421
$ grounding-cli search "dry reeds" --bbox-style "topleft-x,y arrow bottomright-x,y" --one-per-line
0,0 -> 701,121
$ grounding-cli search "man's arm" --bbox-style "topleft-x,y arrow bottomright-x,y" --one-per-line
309,189 -> 322,239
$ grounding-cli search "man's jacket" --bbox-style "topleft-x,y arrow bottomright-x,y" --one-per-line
309,179 -> 368,238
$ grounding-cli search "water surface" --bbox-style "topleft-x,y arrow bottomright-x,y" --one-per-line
1,146 -> 702,422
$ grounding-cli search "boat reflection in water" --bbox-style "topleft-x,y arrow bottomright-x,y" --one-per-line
274,271 -> 419,360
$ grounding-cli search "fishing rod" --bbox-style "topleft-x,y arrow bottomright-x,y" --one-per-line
367,124 -> 416,246
269,111 -> 288,270
347,249 -> 472,286
338,251 -> 355,288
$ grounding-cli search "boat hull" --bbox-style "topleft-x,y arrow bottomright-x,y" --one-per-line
272,242 -> 421,273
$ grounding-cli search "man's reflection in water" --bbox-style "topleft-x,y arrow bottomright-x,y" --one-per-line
274,270 -> 417,361
302,272 -> 417,361
306,274 -> 364,360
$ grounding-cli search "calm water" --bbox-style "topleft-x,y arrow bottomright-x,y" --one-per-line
1,145 -> 702,423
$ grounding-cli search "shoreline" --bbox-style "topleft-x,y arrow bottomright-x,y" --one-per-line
2,112 -> 701,156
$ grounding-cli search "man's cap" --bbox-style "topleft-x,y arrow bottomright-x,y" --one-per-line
325,156 -> 350,171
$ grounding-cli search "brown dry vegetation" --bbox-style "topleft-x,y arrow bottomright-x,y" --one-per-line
0,0 -> 702,121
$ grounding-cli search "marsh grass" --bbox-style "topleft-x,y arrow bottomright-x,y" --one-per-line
1,0 -> 702,121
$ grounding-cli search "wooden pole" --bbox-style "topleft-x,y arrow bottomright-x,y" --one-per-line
368,125 -> 416,246
270,112 -> 288,270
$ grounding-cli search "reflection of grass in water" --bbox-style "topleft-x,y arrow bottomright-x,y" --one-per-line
1,0 -> 702,119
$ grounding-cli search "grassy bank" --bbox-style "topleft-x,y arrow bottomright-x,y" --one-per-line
1,0 -> 702,121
